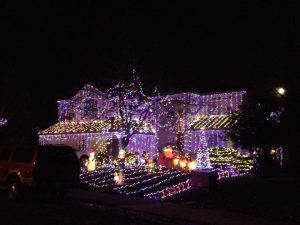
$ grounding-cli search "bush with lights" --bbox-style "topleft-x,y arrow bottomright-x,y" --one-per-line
96,148 -> 110,166
125,152 -> 139,167
209,147 -> 253,178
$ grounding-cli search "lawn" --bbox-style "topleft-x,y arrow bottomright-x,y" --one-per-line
80,167 -> 191,199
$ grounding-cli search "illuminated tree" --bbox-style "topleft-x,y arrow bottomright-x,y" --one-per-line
106,70 -> 161,151
195,131 -> 211,169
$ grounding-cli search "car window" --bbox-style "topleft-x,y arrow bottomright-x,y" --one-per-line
38,146 -> 78,166
12,147 -> 35,163
0,148 -> 12,161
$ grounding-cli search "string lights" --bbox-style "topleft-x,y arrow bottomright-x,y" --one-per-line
208,147 -> 253,179
144,179 -> 192,199
80,167 -> 191,199
195,131 -> 212,169
0,118 -> 7,126
39,76 -> 247,180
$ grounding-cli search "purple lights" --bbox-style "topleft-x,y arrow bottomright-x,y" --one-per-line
126,134 -> 157,157
39,78 -> 245,166
0,118 -> 7,127
184,130 -> 228,153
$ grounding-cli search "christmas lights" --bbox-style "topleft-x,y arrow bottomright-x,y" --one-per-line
80,167 -> 191,199
0,118 -> 7,126
39,76 -> 246,171
195,131 -> 212,169
207,147 -> 253,179
209,147 -> 253,172
144,179 -> 192,199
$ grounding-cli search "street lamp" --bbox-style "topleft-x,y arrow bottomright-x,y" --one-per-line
276,87 -> 286,96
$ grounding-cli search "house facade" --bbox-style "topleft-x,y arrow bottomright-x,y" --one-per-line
39,84 -> 245,162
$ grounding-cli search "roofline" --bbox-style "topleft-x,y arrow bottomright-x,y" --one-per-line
165,89 -> 246,98
39,131 -> 155,136
56,86 -> 247,104
56,83 -> 104,103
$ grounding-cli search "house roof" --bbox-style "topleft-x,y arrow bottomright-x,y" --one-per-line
39,119 -> 155,135
39,120 -> 112,135
57,84 -> 104,103
190,115 -> 236,130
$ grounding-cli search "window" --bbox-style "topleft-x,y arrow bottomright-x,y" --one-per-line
12,147 -> 35,163
83,99 -> 98,119
0,148 -> 12,161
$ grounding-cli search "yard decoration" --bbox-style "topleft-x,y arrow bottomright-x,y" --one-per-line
125,152 -> 138,167
147,158 -> 153,164
187,160 -> 196,171
162,145 -> 174,158
173,158 -> 180,167
179,159 -> 187,169
142,151 -> 149,164
114,171 -> 125,185
118,148 -> 126,159
87,148 -> 96,171
158,154 -> 173,168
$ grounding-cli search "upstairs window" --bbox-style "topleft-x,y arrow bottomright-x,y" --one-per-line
83,99 -> 98,119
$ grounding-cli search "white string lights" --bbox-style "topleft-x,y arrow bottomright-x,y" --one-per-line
80,167 -> 191,199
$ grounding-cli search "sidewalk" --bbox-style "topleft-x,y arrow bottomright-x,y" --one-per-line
68,189 -> 286,225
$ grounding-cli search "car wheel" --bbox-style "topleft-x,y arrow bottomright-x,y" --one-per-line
7,177 -> 21,200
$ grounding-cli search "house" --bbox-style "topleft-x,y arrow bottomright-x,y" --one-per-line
38,84 -> 157,162
39,84 -> 245,165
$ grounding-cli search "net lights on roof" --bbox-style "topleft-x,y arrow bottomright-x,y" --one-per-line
39,120 -> 111,135
39,119 -> 155,135
191,115 -> 236,130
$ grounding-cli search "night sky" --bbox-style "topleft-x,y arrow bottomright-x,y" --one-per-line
0,1 -> 298,143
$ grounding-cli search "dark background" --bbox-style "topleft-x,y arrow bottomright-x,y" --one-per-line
0,1 -> 298,144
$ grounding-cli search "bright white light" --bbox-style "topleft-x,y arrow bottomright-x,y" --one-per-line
276,87 -> 286,96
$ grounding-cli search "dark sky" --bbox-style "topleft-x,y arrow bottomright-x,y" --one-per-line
0,1 -> 298,137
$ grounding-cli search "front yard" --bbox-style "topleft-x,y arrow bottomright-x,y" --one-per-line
80,167 -> 192,199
